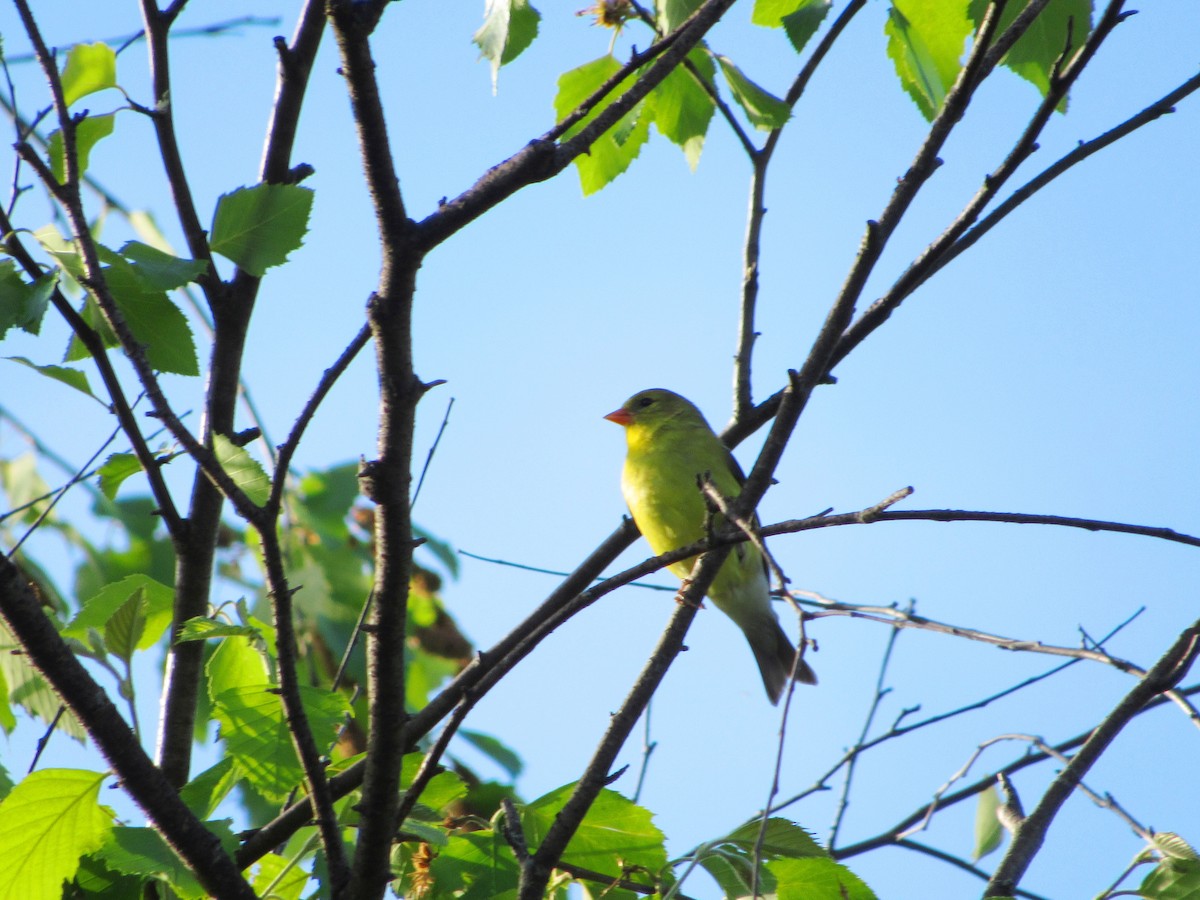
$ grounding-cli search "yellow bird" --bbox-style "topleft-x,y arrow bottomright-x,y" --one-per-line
605,388 -> 817,703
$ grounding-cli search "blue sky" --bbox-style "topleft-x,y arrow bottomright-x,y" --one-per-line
2,1 -> 1199,897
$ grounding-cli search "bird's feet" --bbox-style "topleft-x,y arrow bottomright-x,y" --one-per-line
674,579 -> 706,609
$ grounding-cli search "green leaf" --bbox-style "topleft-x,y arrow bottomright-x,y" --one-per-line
459,730 -> 524,780
63,575 -> 175,654
5,357 -> 95,401
1140,857 -> 1200,899
0,769 -> 114,900
60,43 -> 117,106
426,829 -> 520,900
179,758 -> 240,820
113,287 -> 198,375
213,434 -> 271,506
659,0 -> 704,33
95,453 -> 142,500
205,634 -> 271,701
885,0 -> 973,121
969,0 -> 1090,107
771,856 -> 878,900
400,752 -> 469,815
973,783 -> 1003,861
0,452 -> 51,523
473,0 -> 541,91
104,589 -> 148,663
1154,833 -> 1200,861
71,853 -> 143,898
0,262 -> 55,339
96,822 -> 236,900
61,251 -> 198,375
209,183 -> 314,276
252,852 -> 311,900
752,0 -> 832,54
648,48 -> 716,170
117,242 -> 207,290
213,684 -> 348,802
696,818 -> 825,897
0,620 -> 86,741
715,56 -> 791,130
177,618 -> 264,643
48,114 -> 116,182
554,56 -> 652,195
523,785 -> 666,881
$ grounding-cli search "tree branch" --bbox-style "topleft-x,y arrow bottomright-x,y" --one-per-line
0,553 -> 257,899
985,618 -> 1200,896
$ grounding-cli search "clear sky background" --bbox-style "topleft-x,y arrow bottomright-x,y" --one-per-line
2,1 -> 1199,898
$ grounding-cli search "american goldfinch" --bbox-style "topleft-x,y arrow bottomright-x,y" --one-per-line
605,388 -> 817,704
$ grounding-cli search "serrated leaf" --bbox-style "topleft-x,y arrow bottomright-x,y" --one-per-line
95,453 -> 142,500
770,856 -> 878,899
61,252 -> 198,376
1140,856 -> 1200,899
523,785 -> 666,880
5,357 -> 95,401
0,262 -> 55,339
48,114 -> 115,182
473,0 -> 541,92
213,434 -> 270,506
63,575 -> 174,653
114,288 -> 198,375
974,783 -> 1003,861
117,242 -> 207,290
885,0 -> 973,121
213,684 -> 349,802
1155,833 -> 1200,862
969,0 -> 1090,109
648,48 -> 716,170
696,818 -> 825,897
209,183 -> 313,276
554,56 -> 652,194
60,43 -> 117,106
715,56 -> 791,130
0,769 -> 114,900
752,0 -> 831,54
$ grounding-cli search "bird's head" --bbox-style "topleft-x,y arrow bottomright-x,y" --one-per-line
604,389 -> 707,435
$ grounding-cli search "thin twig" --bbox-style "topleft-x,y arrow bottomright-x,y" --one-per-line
829,602 -> 909,846
412,395 -> 453,509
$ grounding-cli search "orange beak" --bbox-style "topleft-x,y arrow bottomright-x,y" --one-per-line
604,407 -> 633,426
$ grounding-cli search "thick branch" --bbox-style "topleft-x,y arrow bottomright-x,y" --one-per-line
0,555 -> 257,899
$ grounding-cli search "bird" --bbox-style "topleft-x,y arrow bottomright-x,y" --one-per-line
605,388 -> 817,704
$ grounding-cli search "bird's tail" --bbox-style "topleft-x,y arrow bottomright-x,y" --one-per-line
745,617 -> 818,705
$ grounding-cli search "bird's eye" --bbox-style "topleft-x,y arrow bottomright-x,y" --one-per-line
636,396 -> 655,408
